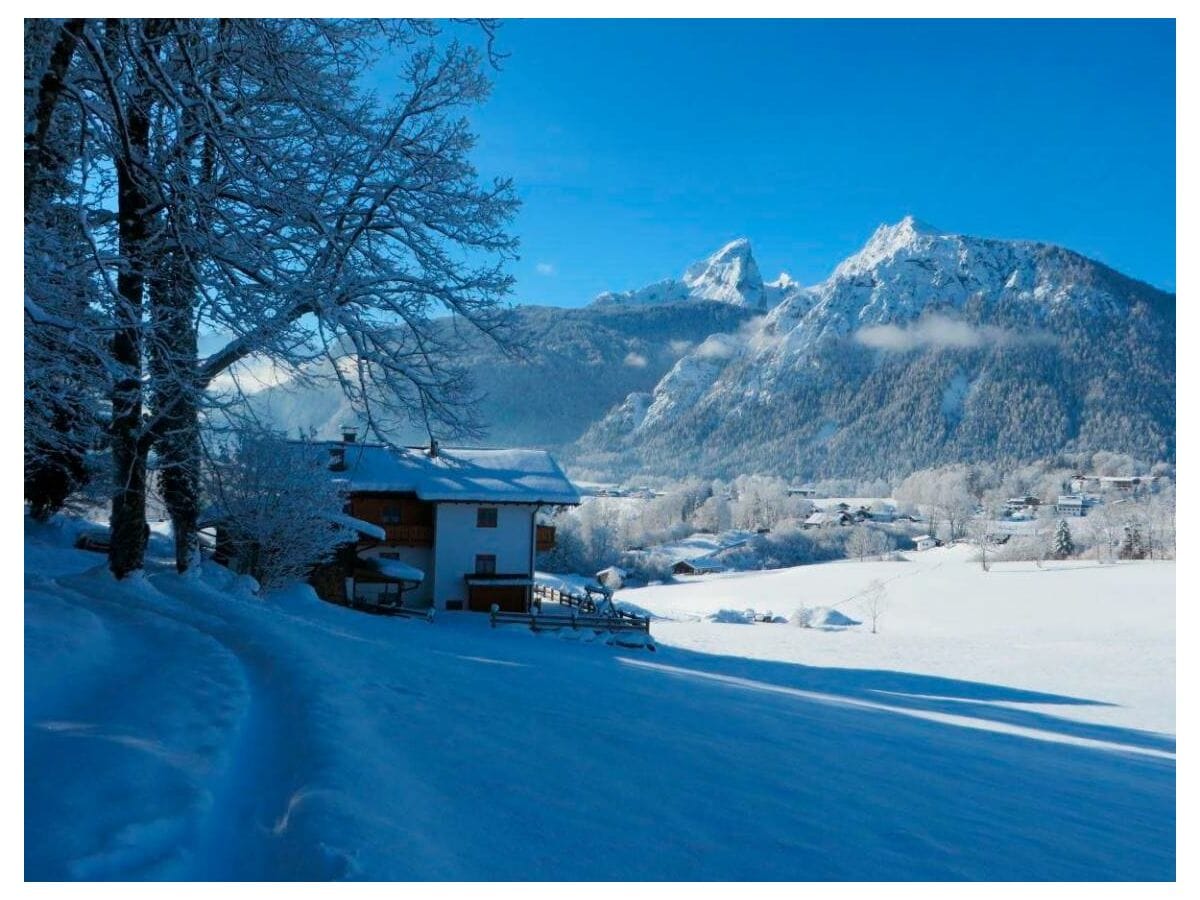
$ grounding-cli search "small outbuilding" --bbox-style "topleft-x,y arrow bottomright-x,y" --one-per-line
672,558 -> 726,576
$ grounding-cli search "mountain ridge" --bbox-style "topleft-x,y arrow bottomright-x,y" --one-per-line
251,218 -> 1174,481
570,218 -> 1175,480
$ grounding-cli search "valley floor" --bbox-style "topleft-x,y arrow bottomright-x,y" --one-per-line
25,521 -> 1175,880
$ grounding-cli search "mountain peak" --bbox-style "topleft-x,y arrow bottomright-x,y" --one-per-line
834,215 -> 948,278
682,238 -> 764,306
868,215 -> 945,247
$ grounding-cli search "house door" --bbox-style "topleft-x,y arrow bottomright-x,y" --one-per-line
467,585 -> 528,613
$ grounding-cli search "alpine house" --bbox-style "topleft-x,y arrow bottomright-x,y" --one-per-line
313,428 -> 581,613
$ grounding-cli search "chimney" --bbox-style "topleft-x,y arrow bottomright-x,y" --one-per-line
428,438 -> 440,458
329,446 -> 346,472
341,425 -> 358,444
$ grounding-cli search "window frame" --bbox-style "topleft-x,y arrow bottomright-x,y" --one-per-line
476,506 -> 498,528
474,553 -> 497,575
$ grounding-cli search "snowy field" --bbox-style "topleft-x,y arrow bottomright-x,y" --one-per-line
25,520 -> 1175,880
619,544 -> 1176,735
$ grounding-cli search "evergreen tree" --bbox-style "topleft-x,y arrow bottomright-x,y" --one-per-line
1119,524 -> 1146,560
1052,519 -> 1075,559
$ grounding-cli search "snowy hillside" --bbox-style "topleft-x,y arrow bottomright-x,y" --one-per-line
576,217 -> 1175,479
249,300 -> 757,449
26,519 -> 1174,879
248,237 -> 797,449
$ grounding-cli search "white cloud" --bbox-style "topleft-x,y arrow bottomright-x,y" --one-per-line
535,262 -> 556,276
694,334 -> 739,360
853,313 -> 1055,352
623,351 -> 648,368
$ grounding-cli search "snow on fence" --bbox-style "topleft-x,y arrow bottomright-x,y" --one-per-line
491,601 -> 653,648
532,582 -> 651,631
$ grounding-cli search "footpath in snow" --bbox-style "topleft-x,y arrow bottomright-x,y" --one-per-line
25,520 -> 1175,880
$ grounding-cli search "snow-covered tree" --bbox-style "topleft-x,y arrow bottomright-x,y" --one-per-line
1052,519 -> 1075,560
968,490 -> 1007,572
896,465 -> 976,541
1086,502 -> 1126,564
846,526 -> 889,561
692,492 -> 733,534
1118,524 -> 1147,560
24,19 -> 108,521
23,19 -> 517,579
859,579 -> 887,635
203,431 -> 355,591
728,475 -> 807,531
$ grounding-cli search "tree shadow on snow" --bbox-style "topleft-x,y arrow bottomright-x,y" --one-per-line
624,645 -> 1175,756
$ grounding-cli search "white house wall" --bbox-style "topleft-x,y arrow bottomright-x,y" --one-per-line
432,503 -> 537,609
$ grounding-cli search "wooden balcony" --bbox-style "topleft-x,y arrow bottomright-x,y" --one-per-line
536,524 -> 556,552
383,524 -> 434,546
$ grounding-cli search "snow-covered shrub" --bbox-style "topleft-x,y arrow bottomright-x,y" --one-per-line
706,609 -> 756,624
792,606 -> 860,629
791,607 -> 815,628
619,552 -> 678,585
202,432 -> 356,591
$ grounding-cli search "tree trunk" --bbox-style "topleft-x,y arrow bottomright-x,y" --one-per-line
107,21 -> 157,579
150,247 -> 202,573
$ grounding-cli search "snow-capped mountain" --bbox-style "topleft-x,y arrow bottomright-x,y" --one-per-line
573,217 -> 1175,479
592,238 -> 801,310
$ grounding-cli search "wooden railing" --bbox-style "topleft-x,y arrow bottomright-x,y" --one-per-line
536,524 -> 556,552
531,583 -> 652,631
383,524 -> 434,546
490,607 -> 652,639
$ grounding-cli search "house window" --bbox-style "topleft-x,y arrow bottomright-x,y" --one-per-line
382,505 -> 402,525
476,507 -> 498,528
475,554 -> 497,575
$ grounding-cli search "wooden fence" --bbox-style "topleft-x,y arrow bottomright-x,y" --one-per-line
532,584 -> 651,630
491,607 -> 652,638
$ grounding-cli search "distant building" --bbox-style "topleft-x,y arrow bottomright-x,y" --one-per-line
1055,495 -> 1087,517
1069,474 -> 1155,495
804,511 -> 854,528
1005,495 -> 1042,513
913,534 -> 937,552
788,484 -> 818,498
865,503 -> 896,522
672,558 -> 726,576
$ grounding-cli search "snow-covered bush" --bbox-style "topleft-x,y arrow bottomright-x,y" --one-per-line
619,552 -> 678,585
202,432 -> 356,591
791,607 -> 815,628
706,609 -> 756,624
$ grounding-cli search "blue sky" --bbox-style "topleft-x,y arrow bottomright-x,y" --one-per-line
431,19 -> 1176,305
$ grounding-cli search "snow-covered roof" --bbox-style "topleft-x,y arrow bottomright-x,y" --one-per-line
317,442 -> 582,505
364,558 -> 425,583
328,512 -> 386,540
